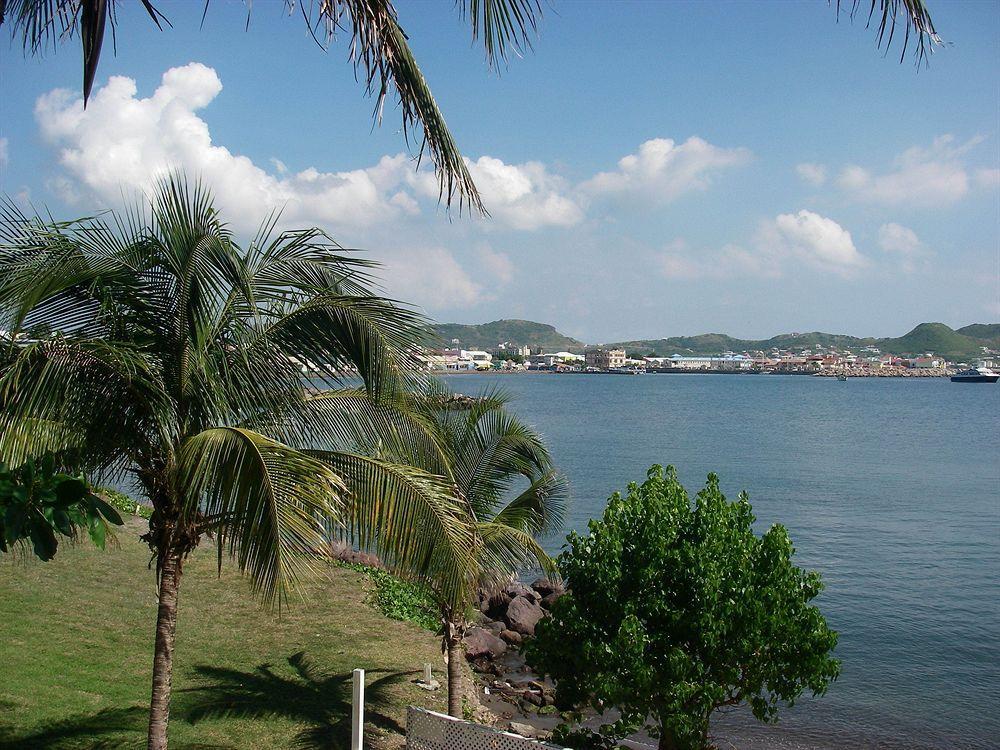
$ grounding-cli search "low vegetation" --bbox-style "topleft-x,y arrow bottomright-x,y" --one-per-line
0,520 -> 448,750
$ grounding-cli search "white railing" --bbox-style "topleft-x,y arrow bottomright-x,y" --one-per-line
406,706 -> 567,750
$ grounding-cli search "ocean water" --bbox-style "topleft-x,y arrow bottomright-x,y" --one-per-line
443,373 -> 1000,750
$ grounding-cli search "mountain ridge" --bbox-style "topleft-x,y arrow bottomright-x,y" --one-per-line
432,320 -> 999,360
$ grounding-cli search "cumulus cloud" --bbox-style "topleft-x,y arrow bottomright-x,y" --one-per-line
796,162 -> 827,186
0,137 -> 8,167
462,157 -> 582,230
378,247 -> 482,310
762,210 -> 868,275
835,135 -> 988,207
476,243 -> 515,284
661,211 -> 868,281
878,222 -> 931,273
581,137 -> 751,204
35,64 -> 427,233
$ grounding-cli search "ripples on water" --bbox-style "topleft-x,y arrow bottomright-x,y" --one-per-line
444,373 -> 1000,749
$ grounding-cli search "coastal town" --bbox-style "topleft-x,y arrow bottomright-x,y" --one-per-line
422,340 -> 998,378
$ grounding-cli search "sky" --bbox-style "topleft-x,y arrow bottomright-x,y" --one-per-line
1,0 -> 998,343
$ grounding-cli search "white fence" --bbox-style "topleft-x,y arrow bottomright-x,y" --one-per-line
406,707 -> 567,750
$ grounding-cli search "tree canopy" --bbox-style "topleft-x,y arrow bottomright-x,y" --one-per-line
528,465 -> 840,750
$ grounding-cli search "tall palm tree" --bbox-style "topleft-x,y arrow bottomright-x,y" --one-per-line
0,0 -> 941,212
0,174 -> 475,750
390,389 -> 568,717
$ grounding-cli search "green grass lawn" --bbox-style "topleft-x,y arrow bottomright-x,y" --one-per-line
0,519 -> 449,749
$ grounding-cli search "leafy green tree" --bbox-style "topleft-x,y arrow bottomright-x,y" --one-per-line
528,465 -> 840,750
0,175 -> 474,750
0,452 -> 123,560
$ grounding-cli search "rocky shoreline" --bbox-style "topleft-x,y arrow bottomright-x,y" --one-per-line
813,365 -> 952,378
462,577 -> 565,736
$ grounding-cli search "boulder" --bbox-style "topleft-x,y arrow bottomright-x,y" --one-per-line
505,596 -> 545,636
499,629 -> 523,646
483,619 -> 505,635
530,577 -> 563,597
508,722 -> 539,739
540,591 -> 563,610
463,626 -> 507,660
484,590 -> 512,620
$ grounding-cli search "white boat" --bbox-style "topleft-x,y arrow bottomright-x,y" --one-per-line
950,366 -> 999,383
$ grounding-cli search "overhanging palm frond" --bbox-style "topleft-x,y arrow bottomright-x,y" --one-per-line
178,427 -> 346,608
308,449 -> 477,606
459,0 -> 543,69
491,470 -> 568,536
478,521 -> 556,583
837,0 -> 943,64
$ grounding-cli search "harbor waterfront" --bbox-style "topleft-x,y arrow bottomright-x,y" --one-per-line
444,372 -> 1000,750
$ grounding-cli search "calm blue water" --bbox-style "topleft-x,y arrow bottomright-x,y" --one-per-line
444,373 -> 1000,750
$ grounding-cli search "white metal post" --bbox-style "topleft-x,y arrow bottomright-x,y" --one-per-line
351,668 -> 365,750
423,662 -> 433,684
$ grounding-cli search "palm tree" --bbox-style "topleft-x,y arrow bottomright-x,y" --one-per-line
0,174 -> 476,750
391,389 -> 568,717
0,0 -> 941,212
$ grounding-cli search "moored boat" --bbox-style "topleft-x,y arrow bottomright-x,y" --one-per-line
950,366 -> 999,383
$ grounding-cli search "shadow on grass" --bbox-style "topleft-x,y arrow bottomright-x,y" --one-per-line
0,705 -> 147,750
177,651 -> 413,749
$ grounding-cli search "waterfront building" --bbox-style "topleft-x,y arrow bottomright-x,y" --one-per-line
585,347 -> 627,369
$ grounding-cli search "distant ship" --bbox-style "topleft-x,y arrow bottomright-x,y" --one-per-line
950,366 -> 999,383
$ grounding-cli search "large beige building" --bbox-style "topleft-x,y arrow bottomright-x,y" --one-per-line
585,346 -> 626,370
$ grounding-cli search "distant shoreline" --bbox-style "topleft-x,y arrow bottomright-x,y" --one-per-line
439,369 -> 953,378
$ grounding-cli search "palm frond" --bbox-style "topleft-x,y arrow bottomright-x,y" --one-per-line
178,427 -> 346,608
837,0 -> 943,64
458,0 -> 543,69
308,449 -> 477,607
491,470 -> 567,536
284,0 -> 484,213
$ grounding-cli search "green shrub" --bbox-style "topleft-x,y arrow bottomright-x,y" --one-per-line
98,487 -> 152,519
363,567 -> 439,631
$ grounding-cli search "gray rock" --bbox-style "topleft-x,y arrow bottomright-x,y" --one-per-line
540,591 -> 563,610
483,619 -> 505,634
505,596 -> 545,636
530,577 -> 563,597
499,629 -> 523,646
508,721 -> 539,738
463,626 -> 508,660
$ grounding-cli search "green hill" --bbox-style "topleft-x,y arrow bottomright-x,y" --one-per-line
876,322 -> 985,359
430,319 -> 998,360
956,323 -> 1000,348
432,319 -> 584,352
607,322 -> 997,360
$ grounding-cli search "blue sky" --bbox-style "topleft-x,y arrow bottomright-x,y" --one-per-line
1,0 -> 998,342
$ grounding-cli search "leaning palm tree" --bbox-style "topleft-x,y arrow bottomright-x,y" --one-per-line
0,0 -> 941,212
0,174 -> 475,750
386,388 -> 568,717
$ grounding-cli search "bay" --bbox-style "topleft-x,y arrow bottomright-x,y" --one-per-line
444,372 -> 1000,750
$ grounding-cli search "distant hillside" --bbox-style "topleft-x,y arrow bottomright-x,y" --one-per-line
956,323 -> 1000,348
433,319 -> 585,352
431,319 -> 998,360
607,322 -> 998,360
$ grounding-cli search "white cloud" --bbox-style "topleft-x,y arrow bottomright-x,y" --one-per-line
763,210 -> 868,275
662,211 -> 869,281
582,137 -> 751,203
836,135 -> 988,207
462,157 -> 582,230
796,162 -> 827,186
35,64 -> 420,233
878,222 -> 931,274
0,137 -> 8,167
378,247 -> 482,310
476,244 -> 515,284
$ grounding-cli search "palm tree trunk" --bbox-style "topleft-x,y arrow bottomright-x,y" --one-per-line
147,549 -> 182,750
445,622 -> 465,718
